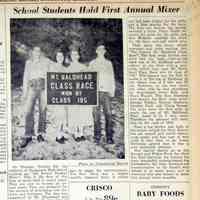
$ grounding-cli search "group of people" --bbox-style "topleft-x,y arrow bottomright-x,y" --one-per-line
20,43 -> 116,148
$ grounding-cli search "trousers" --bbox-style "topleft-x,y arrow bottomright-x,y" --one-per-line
93,91 -> 113,141
24,78 -> 46,136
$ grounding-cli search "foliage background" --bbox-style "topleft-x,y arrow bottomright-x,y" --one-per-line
10,18 -> 123,96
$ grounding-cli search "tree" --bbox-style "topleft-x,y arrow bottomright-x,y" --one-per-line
11,19 -> 123,91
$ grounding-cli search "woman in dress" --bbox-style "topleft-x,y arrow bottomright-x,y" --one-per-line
49,50 -> 68,144
67,49 -> 93,142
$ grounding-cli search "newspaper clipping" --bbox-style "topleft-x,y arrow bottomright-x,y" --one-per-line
0,1 -> 193,200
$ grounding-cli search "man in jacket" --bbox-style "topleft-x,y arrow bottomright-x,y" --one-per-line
21,46 -> 50,148
89,44 -> 115,144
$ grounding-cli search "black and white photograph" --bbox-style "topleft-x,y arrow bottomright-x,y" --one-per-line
11,18 -> 125,160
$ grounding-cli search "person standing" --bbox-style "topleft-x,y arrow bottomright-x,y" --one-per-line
89,44 -> 115,144
49,50 -> 68,144
67,48 -> 93,142
21,46 -> 50,148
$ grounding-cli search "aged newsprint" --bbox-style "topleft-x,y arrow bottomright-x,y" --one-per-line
0,0 -> 198,199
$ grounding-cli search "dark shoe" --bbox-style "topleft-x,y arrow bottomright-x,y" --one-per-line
72,134 -> 81,142
107,138 -> 114,144
20,137 -> 32,148
56,136 -> 65,144
37,135 -> 45,142
80,136 -> 86,141
117,152 -> 125,159
74,137 -> 81,142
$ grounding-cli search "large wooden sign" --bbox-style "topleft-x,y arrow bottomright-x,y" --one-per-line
47,72 -> 97,105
